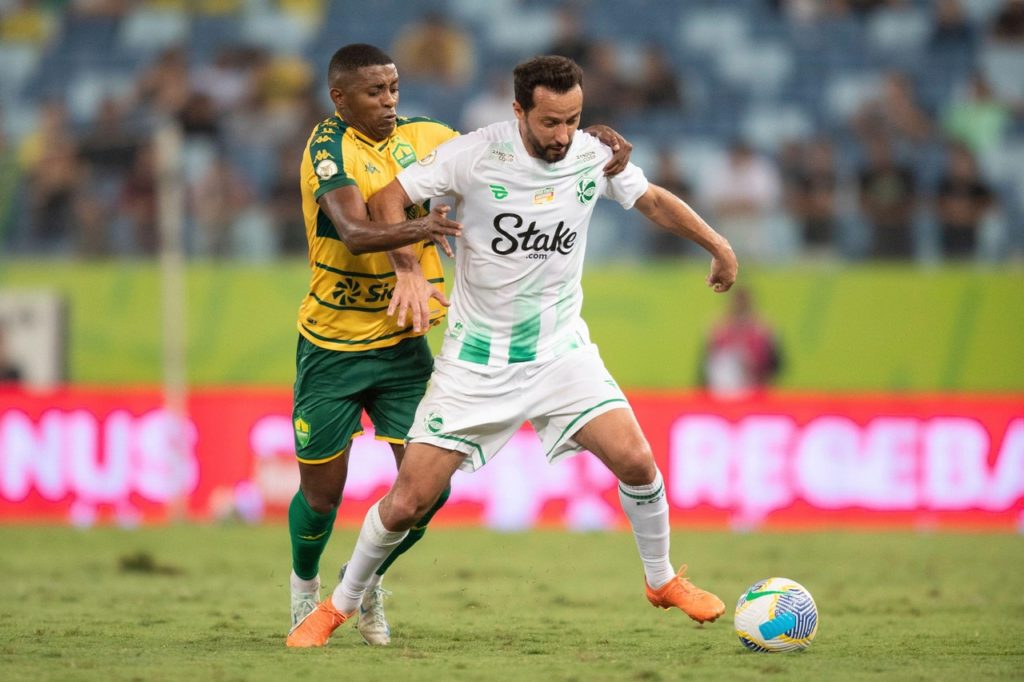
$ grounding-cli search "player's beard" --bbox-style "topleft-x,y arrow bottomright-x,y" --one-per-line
522,122 -> 571,163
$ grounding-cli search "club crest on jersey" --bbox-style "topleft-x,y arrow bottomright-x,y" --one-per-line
294,417 -> 311,448
576,176 -> 597,204
315,159 -> 338,180
392,141 -> 416,168
533,187 -> 555,204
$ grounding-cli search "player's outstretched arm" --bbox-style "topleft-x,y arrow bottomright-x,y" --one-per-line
317,184 -> 461,256
368,180 -> 452,333
633,183 -> 738,293
582,124 -> 633,176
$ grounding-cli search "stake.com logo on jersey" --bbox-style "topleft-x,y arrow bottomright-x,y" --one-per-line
489,212 -> 578,259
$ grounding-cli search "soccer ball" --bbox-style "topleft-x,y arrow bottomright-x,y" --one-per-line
734,577 -> 818,652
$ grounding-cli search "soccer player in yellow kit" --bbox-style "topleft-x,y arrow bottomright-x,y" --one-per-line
288,43 -> 632,646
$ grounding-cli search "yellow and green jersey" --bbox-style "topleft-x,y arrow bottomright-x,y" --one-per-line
297,114 -> 458,351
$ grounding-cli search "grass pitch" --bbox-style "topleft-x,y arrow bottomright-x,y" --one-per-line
1,525 -> 1021,681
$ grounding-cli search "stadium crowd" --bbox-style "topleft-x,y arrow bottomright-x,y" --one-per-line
0,0 -> 1022,263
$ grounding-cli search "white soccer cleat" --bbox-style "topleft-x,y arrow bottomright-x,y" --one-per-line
357,585 -> 392,646
290,575 -> 321,631
338,563 -> 392,646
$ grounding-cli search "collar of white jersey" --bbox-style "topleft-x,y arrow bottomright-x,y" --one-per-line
511,119 -> 584,173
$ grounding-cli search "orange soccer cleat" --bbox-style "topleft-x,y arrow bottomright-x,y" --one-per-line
645,565 -> 726,624
286,598 -> 353,648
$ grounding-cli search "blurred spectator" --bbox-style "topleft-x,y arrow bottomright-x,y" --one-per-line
853,71 -> 933,148
990,0 -> 1024,42
547,4 -> 594,67
857,138 -> 918,259
635,44 -> 685,112
22,101 -> 82,250
191,156 -> 252,256
133,46 -> 192,120
646,150 -> 695,258
933,142 -> 997,259
461,70 -> 513,131
78,96 -> 141,195
929,0 -> 975,53
0,326 -> 21,385
941,73 -> 1012,158
390,12 -> 474,88
265,147 -> 307,256
700,287 -> 783,399
191,46 -> 258,114
784,138 -> 842,257
117,142 -> 159,255
582,40 -> 638,126
698,139 -> 783,261
0,0 -> 56,44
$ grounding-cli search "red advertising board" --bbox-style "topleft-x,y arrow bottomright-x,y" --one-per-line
0,387 -> 1021,530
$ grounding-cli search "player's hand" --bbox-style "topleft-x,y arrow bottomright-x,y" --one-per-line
706,247 -> 738,294
388,268 -> 451,333
583,124 -> 633,176
424,205 -> 461,258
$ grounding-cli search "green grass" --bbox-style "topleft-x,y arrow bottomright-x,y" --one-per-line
1,526 -> 1021,681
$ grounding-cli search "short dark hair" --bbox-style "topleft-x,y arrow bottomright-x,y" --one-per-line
513,55 -> 583,112
328,43 -> 393,85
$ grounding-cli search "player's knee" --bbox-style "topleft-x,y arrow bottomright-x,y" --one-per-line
300,487 -> 342,515
614,441 -> 657,486
383,488 -> 433,530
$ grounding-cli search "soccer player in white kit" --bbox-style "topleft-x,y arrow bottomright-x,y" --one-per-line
287,55 -> 739,648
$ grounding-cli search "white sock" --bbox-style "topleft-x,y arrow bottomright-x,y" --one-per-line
618,469 -> 675,589
290,570 -> 320,594
331,502 -> 408,613
367,573 -> 382,592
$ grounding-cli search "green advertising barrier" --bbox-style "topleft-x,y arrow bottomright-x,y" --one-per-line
1,260 -> 1021,391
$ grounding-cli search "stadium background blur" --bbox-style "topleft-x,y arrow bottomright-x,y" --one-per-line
0,0 -> 1022,531
1,0 -> 1023,265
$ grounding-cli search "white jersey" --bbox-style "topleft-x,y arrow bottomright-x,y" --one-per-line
397,120 -> 649,366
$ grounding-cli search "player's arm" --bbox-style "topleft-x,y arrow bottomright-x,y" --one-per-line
633,183 -> 739,293
582,124 -> 632,176
317,184 -> 461,256
367,180 -> 450,333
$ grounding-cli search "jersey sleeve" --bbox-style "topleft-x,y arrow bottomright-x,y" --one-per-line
307,122 -> 355,200
396,132 -> 480,205
603,162 -> 650,210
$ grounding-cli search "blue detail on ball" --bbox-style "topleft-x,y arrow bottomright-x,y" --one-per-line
759,611 -> 797,639
774,587 -> 818,639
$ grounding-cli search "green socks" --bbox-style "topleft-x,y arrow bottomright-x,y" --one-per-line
288,490 -> 337,581
375,484 -> 451,576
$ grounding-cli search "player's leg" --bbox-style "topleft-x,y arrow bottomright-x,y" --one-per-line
377,442 -> 453,574
347,336 -> 450,644
289,454 -> 348,626
573,409 -> 725,623
288,335 -> 366,629
287,442 -> 463,648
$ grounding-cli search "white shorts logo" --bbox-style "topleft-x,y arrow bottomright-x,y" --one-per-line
315,159 -> 338,180
425,412 -> 444,433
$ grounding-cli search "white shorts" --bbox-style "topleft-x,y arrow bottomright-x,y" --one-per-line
408,344 -> 631,471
